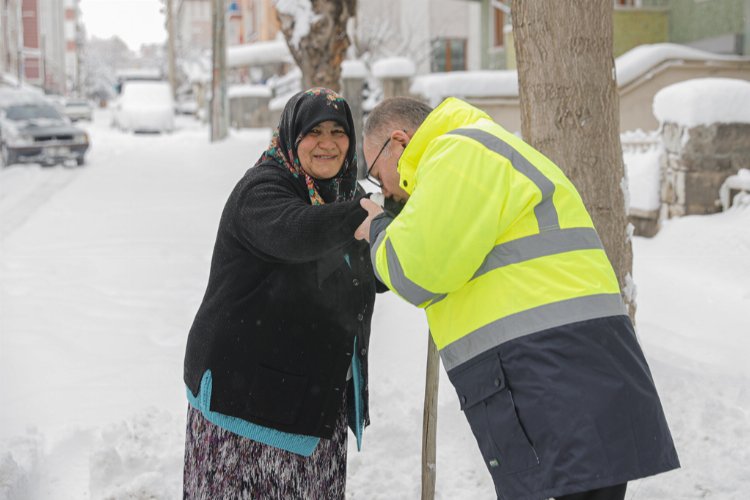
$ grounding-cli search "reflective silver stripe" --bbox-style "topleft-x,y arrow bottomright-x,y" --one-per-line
370,230 -> 388,285
425,228 -> 603,310
439,294 -> 628,371
447,128 -> 559,231
385,239 -> 442,306
472,227 -> 604,280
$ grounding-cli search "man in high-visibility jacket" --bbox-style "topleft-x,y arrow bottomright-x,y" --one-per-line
355,97 -> 679,500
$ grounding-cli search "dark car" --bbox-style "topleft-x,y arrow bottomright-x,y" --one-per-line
0,100 -> 89,167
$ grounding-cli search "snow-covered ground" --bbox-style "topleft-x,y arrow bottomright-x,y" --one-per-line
1,110 -> 749,499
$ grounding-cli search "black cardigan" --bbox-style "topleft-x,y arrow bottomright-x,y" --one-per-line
184,161 -> 378,439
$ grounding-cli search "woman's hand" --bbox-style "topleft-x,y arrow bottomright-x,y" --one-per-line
355,198 -> 385,242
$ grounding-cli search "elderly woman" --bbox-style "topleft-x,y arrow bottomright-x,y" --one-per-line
183,88 -> 379,498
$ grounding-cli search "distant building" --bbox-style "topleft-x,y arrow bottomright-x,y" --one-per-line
357,0 -> 481,75
1,0 -> 80,93
471,0 -> 750,70
63,0 -> 81,93
176,0 -> 279,57
1,0 -> 23,83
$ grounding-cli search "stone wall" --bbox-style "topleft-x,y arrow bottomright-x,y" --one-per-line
660,122 -> 750,217
229,95 -> 273,129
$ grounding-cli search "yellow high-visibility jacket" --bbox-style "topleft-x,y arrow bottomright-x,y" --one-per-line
370,98 -> 627,371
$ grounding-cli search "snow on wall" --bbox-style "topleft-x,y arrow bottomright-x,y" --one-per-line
615,43 -> 749,88
372,57 -> 416,79
653,78 -> 750,127
410,43 -> 750,106
227,84 -> 272,99
227,40 -> 292,68
341,60 -> 368,79
411,70 -> 519,106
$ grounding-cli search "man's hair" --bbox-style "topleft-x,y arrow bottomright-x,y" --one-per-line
364,97 -> 433,142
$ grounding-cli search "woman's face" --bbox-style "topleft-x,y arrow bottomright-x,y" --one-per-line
297,120 -> 350,180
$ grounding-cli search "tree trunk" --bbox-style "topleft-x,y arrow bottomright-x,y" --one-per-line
511,0 -> 635,320
276,0 -> 355,92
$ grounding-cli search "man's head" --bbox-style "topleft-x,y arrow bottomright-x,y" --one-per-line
363,97 -> 432,202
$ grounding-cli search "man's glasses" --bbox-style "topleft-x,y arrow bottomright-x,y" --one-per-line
365,137 -> 391,188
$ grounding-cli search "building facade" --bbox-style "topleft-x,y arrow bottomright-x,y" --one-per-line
1,0 -> 22,82
357,0 -> 480,75
475,0 -> 750,70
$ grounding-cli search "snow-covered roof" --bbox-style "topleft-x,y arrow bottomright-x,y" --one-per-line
227,40 -> 292,68
411,70 -> 519,106
372,57 -> 416,79
653,78 -> 750,127
410,42 -> 750,106
616,43 -> 750,88
227,84 -> 272,99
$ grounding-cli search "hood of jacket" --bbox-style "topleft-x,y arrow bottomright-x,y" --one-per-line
397,97 -> 493,196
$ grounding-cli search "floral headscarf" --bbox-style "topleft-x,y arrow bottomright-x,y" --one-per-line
254,88 -> 358,205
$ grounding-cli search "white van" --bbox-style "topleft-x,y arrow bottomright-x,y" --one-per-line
111,81 -> 174,133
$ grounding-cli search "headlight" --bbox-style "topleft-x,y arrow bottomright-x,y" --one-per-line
75,133 -> 89,144
6,133 -> 34,147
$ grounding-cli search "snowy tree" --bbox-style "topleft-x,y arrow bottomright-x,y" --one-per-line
80,36 -> 136,101
274,0 -> 355,92
511,0 -> 635,319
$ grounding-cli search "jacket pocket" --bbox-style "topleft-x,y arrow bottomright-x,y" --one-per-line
451,353 -> 540,476
246,364 -> 308,426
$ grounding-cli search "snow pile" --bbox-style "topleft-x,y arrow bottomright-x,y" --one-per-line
622,130 -> 662,212
615,43 -> 749,88
653,78 -> 750,127
89,409 -> 184,499
720,168 -> 750,210
371,57 -> 416,79
411,70 -> 519,106
0,432 -> 42,500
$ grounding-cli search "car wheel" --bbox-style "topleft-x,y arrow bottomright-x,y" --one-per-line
76,157 -> 85,166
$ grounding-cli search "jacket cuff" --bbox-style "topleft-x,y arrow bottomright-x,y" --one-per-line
369,212 -> 393,244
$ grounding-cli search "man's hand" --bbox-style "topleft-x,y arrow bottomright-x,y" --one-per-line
355,198 -> 384,242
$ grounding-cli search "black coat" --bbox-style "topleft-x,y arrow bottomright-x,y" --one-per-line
184,161 -> 377,439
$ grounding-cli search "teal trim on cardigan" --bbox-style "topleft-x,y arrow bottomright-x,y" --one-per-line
186,370 -> 320,457
352,337 -> 363,450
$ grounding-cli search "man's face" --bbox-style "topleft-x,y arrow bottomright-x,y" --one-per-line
363,131 -> 411,202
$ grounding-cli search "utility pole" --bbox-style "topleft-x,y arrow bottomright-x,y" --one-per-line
210,0 -> 228,142
165,0 -> 177,99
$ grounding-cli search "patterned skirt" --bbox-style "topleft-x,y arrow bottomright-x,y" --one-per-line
183,396 -> 348,499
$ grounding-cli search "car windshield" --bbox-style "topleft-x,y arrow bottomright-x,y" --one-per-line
5,103 -> 63,121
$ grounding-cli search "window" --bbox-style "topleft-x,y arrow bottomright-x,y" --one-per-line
431,38 -> 467,72
493,6 -> 504,48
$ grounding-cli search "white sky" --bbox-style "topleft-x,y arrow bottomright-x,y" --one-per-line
78,0 -> 166,51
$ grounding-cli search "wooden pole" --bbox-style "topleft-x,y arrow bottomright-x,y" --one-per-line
166,0 -> 177,99
210,0 -> 228,142
421,333 -> 439,499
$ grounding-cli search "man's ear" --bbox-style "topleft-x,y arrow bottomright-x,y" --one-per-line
391,129 -> 410,147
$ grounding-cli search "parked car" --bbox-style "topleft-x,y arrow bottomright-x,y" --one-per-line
0,99 -> 89,167
63,98 -> 94,121
111,81 -> 174,133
